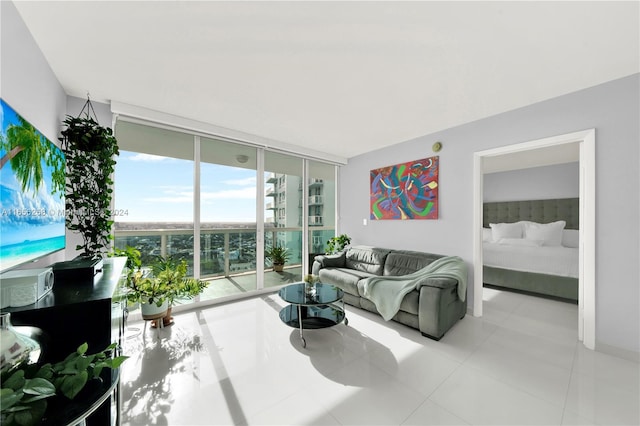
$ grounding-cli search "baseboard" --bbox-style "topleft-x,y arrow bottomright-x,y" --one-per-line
596,340 -> 640,363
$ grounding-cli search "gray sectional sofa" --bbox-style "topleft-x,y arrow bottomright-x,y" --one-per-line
312,245 -> 467,340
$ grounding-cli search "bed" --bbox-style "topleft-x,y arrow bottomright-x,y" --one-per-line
482,198 -> 579,303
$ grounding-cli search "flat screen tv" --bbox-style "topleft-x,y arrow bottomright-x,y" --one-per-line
0,99 -> 65,273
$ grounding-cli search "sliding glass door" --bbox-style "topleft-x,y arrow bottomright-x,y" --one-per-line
113,121 -> 195,272
263,152 -> 303,285
199,137 -> 258,300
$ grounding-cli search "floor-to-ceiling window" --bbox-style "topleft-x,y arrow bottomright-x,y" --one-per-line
199,137 -> 258,300
113,121 -> 195,272
264,151 -> 303,281
307,160 -> 336,271
113,118 -> 337,307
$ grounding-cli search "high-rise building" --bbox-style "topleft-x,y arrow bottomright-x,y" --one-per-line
266,173 -> 336,263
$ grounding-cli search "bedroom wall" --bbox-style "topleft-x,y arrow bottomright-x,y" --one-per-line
340,73 -> 640,357
1,1 -> 68,269
483,162 -> 579,203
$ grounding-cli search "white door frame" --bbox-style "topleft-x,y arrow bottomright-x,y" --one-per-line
472,129 -> 596,349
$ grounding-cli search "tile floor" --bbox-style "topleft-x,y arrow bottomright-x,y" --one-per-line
120,288 -> 639,425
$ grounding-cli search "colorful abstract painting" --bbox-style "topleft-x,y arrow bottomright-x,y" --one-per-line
370,156 -> 439,220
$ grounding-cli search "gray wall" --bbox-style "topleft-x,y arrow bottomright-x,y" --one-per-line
0,2 -> 66,145
340,74 -> 640,355
483,162 -> 579,203
1,1 -> 67,268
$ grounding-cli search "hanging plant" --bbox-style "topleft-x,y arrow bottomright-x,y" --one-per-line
59,97 -> 119,258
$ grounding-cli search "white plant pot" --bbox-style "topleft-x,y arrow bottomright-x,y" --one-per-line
141,299 -> 169,320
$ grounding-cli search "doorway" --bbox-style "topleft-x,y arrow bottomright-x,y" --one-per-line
472,129 -> 595,349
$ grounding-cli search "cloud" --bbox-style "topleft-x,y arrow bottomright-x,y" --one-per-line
221,177 -> 256,186
140,184 -> 257,204
202,187 -> 256,201
156,185 -> 192,193
143,195 -> 192,204
142,188 -> 257,204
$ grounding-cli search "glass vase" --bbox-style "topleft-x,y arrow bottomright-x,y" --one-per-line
0,312 -> 41,373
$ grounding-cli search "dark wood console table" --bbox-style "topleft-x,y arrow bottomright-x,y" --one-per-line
1,257 -> 127,425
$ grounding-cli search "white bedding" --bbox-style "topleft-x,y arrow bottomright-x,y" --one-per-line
483,241 -> 579,278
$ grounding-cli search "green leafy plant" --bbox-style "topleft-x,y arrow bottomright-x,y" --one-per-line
326,234 -> 351,254
151,256 -> 208,304
265,245 -> 290,268
59,102 -> 119,258
122,254 -> 208,307
111,246 -> 142,271
0,342 -> 127,426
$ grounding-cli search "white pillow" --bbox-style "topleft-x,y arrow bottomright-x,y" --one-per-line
562,229 -> 579,248
482,228 -> 492,242
523,220 -> 566,246
490,222 -> 523,241
498,238 -> 543,247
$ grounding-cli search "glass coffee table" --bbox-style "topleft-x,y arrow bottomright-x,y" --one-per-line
278,282 -> 348,348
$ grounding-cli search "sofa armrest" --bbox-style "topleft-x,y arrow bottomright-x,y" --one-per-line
415,276 -> 458,290
312,252 -> 346,275
315,252 -> 346,268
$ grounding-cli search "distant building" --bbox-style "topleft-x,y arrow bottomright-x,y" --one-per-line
266,174 -> 335,259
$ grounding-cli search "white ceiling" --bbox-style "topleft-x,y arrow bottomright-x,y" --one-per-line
13,1 -> 639,160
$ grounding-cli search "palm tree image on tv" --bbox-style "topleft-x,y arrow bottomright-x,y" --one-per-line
0,99 -> 66,272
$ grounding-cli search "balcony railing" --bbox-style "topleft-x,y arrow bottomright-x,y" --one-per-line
308,195 -> 323,205
309,216 -> 323,226
114,226 -> 310,279
266,173 -> 277,183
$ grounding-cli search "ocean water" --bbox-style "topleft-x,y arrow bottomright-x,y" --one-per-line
0,236 -> 65,271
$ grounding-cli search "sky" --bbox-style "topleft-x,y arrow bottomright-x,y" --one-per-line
114,151 -> 267,223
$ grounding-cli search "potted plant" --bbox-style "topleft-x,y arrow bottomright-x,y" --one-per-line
115,249 -> 209,326
265,244 -> 290,272
59,97 -> 119,259
150,256 -> 208,327
125,269 -> 170,321
326,234 -> 351,254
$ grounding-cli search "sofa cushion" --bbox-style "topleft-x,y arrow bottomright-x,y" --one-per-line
383,250 -> 444,276
318,268 -> 376,297
345,246 -> 391,276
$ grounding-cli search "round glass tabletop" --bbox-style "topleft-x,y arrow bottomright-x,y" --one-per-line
278,282 -> 343,306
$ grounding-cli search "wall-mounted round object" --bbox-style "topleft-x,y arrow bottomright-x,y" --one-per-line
432,141 -> 442,152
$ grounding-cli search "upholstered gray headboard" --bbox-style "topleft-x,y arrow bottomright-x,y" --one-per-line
483,198 -> 579,230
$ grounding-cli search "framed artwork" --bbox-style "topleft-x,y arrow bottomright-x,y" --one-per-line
370,156 -> 439,220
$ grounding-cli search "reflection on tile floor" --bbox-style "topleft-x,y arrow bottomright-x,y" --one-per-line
120,288 -> 640,425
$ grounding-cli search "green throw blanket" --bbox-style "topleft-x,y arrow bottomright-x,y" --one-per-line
360,256 -> 467,321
